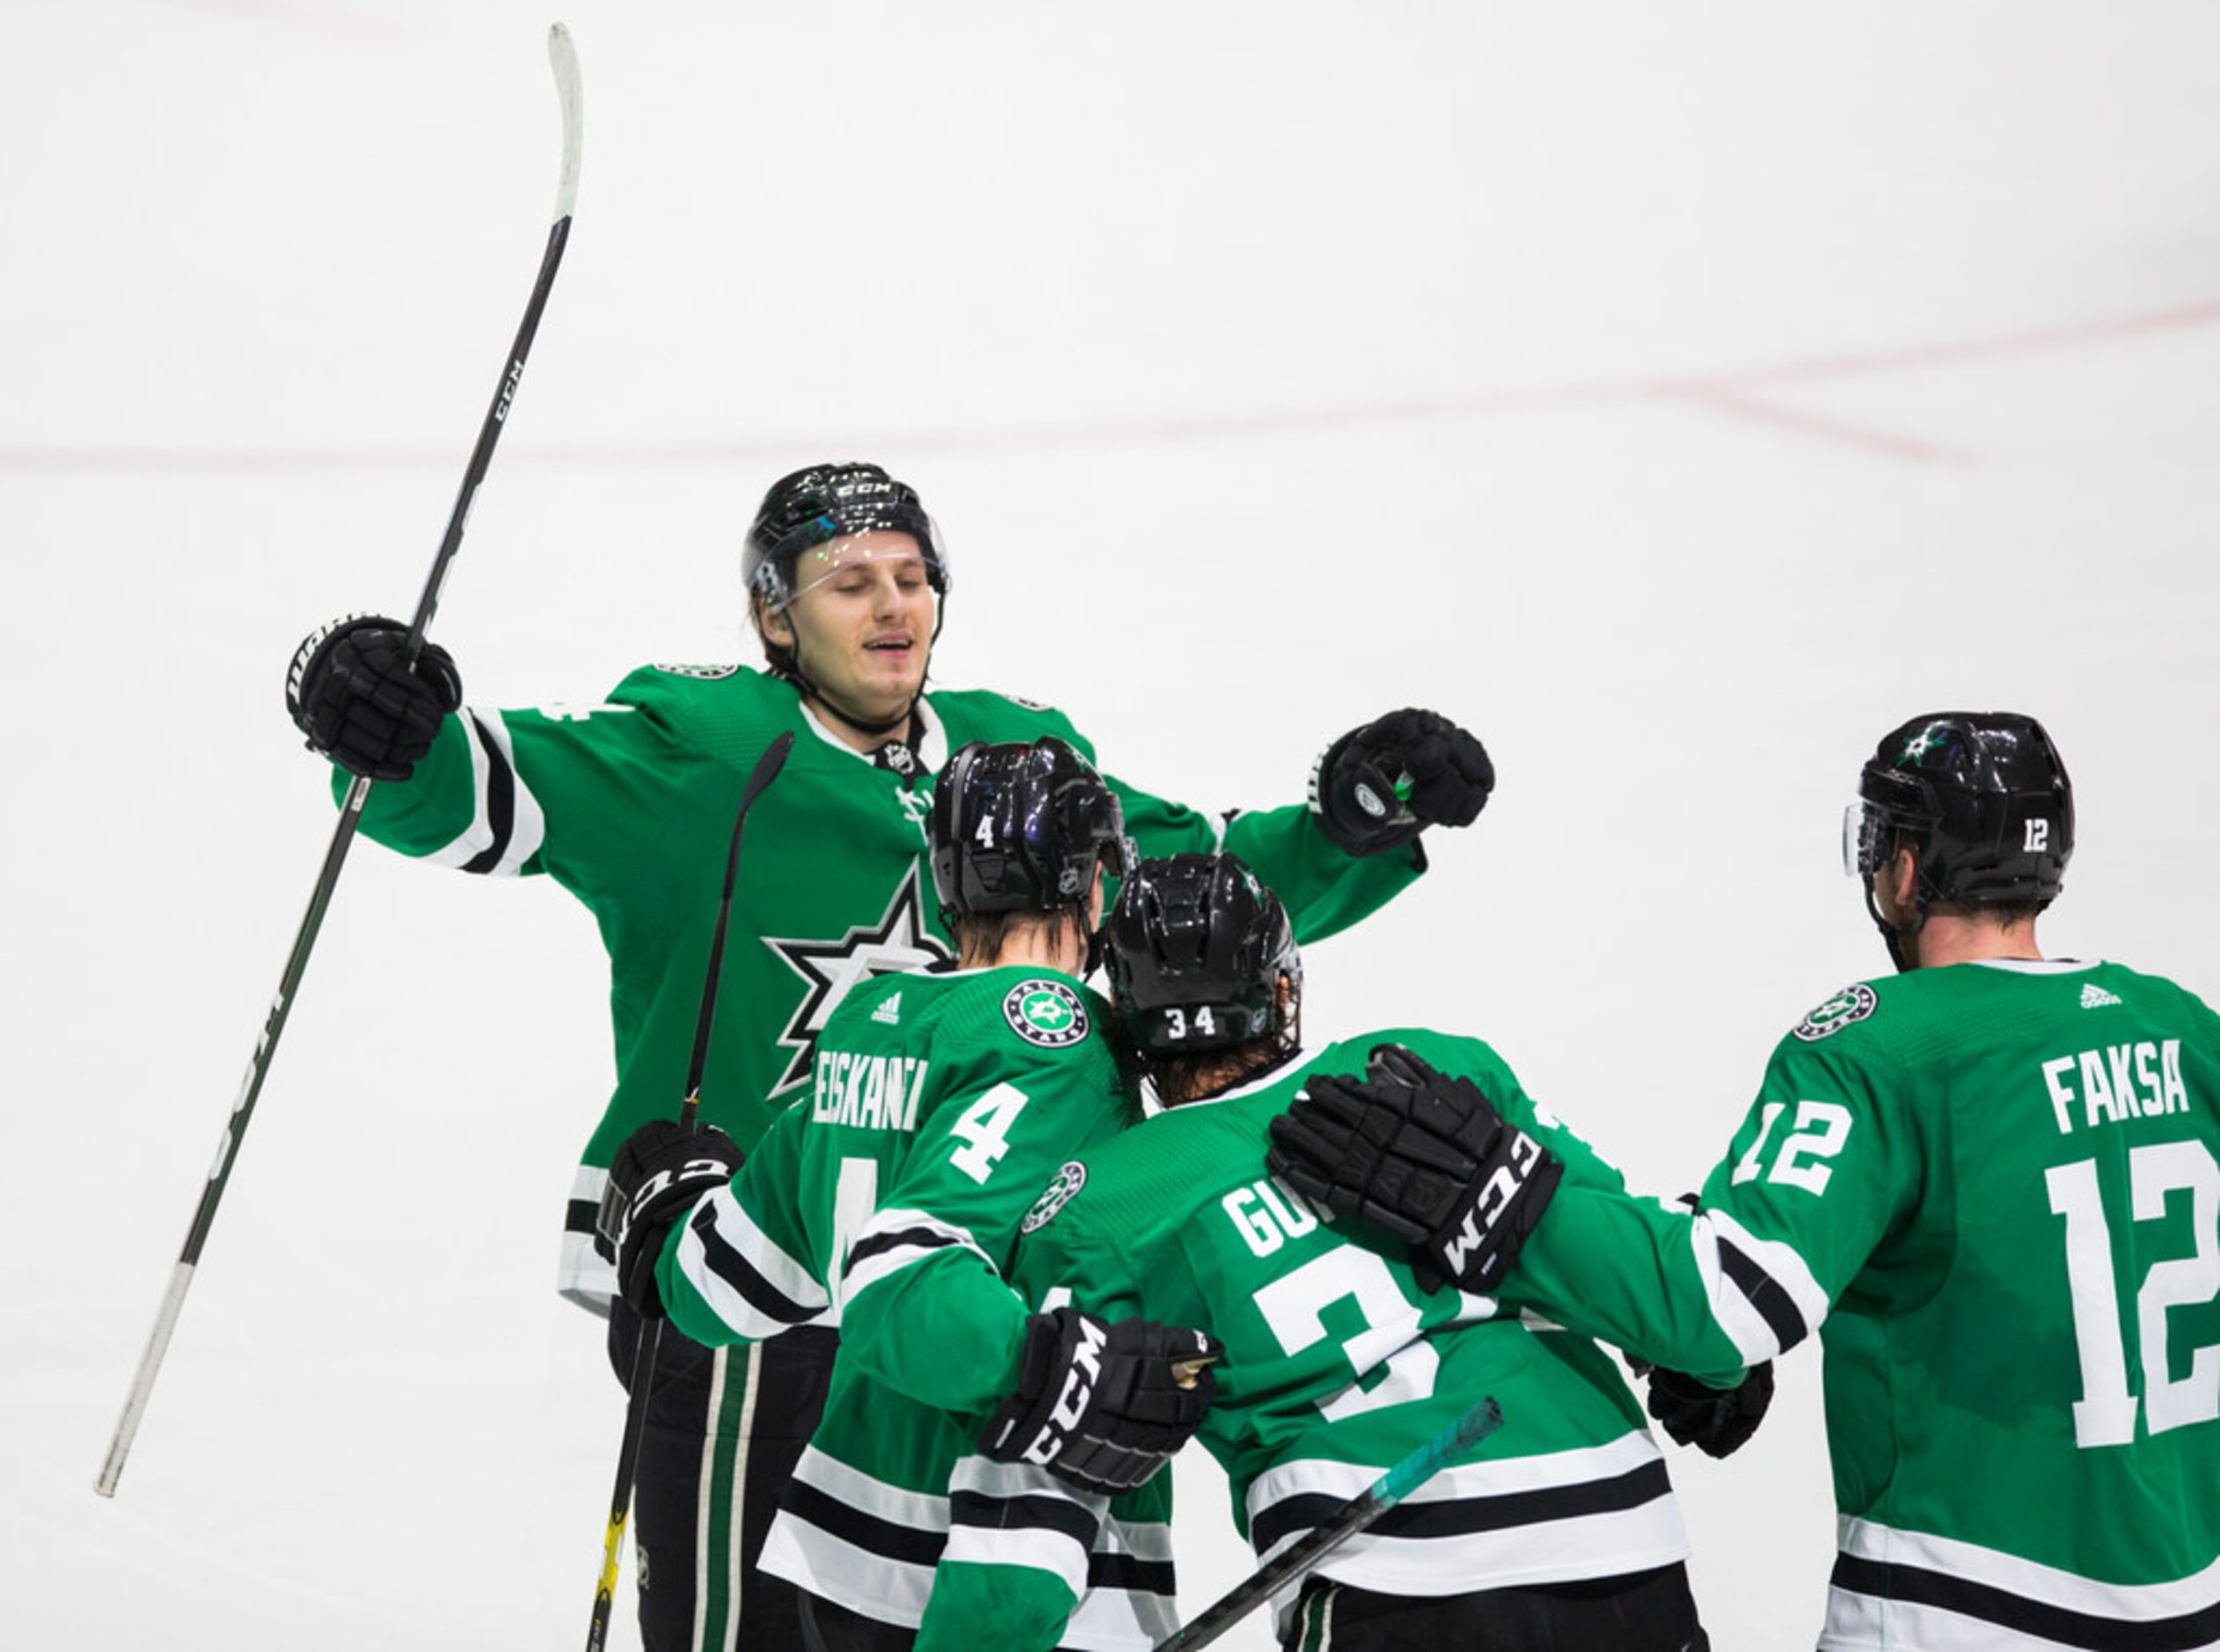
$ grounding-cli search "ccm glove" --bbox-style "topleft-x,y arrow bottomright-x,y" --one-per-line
1267,1043 -> 1561,1294
1309,707 -> 1493,856
979,1308 -> 1223,1494
592,1119 -> 744,1319
1630,1358 -> 1775,1458
286,613 -> 463,781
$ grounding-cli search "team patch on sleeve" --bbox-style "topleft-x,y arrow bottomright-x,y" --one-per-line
1004,979 -> 1090,1049
1792,983 -> 1878,1042
1022,1161 -> 1088,1233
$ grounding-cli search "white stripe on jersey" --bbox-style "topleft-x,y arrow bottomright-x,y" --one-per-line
1835,1515 -> 2220,1626
1247,1429 -> 1686,1602
558,1165 -> 616,1310
423,707 -> 545,875
840,1206 -> 991,1305
1690,1205 -> 1831,1364
943,1457 -> 1106,1604
674,1186 -> 829,1340
760,1447 -> 1173,1646
1820,1592 -> 2220,1651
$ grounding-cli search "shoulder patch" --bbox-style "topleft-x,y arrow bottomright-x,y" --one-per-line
995,690 -> 1053,713
651,662 -> 741,680
1792,983 -> 1878,1042
1003,978 -> 1091,1049
1021,1160 -> 1088,1232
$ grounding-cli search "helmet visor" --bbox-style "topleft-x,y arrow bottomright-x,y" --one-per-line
775,530 -> 948,613
1844,800 -> 1887,879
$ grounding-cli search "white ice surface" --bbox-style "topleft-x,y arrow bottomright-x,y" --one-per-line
7,4 -> 2219,1648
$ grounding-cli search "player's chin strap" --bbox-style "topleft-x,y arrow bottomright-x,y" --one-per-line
1864,880 -> 1924,974
783,594 -> 948,739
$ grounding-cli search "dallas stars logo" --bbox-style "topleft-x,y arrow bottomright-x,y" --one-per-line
1003,978 -> 1090,1049
763,866 -> 952,1093
1899,725 -> 1946,767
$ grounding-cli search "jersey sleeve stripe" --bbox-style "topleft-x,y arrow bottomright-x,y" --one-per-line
841,1207 -> 990,1301
423,710 -> 545,877
674,1199 -> 829,1339
1690,1208 -> 1829,1363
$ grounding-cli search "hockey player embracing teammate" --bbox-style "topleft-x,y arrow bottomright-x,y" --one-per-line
923,852 -> 1723,1651
1269,711 -> 2220,1650
594,739 -> 1221,1650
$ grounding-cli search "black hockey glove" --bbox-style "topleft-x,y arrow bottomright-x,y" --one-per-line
1629,1357 -> 1775,1459
1309,708 -> 1493,857
286,613 -> 464,782
1267,1044 -> 1561,1295
978,1308 -> 1223,1494
593,1119 -> 744,1319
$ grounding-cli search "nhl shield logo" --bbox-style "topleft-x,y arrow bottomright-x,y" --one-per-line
1022,1160 -> 1088,1232
1793,983 -> 1878,1042
1004,979 -> 1089,1049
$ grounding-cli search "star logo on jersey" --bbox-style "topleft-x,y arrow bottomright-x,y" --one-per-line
1004,979 -> 1090,1049
1021,1160 -> 1088,1232
1792,983 -> 1878,1042
763,867 -> 953,1093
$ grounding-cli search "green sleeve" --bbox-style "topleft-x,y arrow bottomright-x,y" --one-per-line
1107,776 -> 1424,945
917,1211 -> 1172,1652
1495,1031 -> 1914,1382
339,690 -> 682,881
656,1104 -> 832,1349
837,1044 -> 1131,1418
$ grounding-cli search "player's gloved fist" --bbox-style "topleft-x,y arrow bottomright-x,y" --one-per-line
1266,1043 -> 1561,1295
979,1308 -> 1223,1494
286,613 -> 463,782
1629,1357 -> 1775,1458
1309,708 -> 1493,857
593,1119 -> 744,1319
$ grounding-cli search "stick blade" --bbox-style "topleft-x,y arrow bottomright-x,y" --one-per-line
546,23 -> 584,222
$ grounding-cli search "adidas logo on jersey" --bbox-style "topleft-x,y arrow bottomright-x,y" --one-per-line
2080,983 -> 2122,1009
872,992 -> 902,1025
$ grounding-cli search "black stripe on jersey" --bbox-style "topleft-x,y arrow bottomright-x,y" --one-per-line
843,1224 -> 959,1279
779,1478 -> 944,1567
459,712 -> 515,876
1717,1237 -> 1810,1355
1831,1554 -> 2220,1652
1249,1458 -> 1672,1556
1088,1549 -> 1178,1598
690,1205 -> 824,1327
948,1489 -> 1098,1548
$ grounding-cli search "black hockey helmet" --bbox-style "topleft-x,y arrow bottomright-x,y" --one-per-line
928,738 -> 1129,926
1847,712 -> 2073,908
743,462 -> 949,614
1105,852 -> 1301,1056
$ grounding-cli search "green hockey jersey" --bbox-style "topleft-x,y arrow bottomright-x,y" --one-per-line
652,965 -> 1173,1646
1493,958 -> 2220,1651
340,664 -> 1422,1305
914,1027 -> 1693,1652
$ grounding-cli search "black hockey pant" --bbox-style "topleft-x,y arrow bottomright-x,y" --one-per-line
1284,1561 -> 1711,1650
608,1301 -> 839,1652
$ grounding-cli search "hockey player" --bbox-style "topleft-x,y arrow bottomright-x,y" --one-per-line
281,462 -> 1493,1650
594,737 -> 1219,1650
917,852 -> 1720,1651
1270,712 -> 2220,1649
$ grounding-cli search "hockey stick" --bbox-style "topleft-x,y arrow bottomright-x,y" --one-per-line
1152,1395 -> 1504,1651
94,24 -> 585,1501
587,731 -> 797,1652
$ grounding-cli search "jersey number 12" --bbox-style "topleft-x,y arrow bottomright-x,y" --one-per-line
2046,1141 -> 2220,1449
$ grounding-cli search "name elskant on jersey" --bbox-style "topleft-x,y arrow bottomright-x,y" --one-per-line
810,1046 -> 931,1131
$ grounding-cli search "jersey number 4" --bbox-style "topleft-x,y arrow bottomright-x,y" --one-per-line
2047,1141 -> 2220,1449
